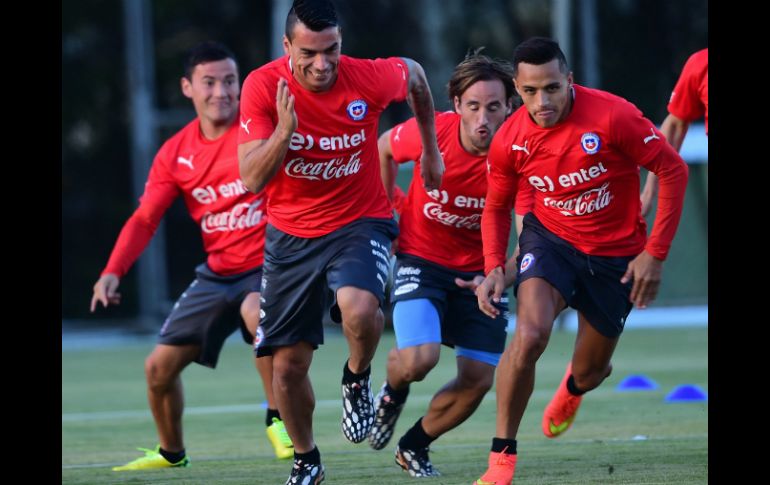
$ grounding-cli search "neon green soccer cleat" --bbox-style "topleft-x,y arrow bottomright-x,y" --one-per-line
266,417 -> 294,459
112,445 -> 190,471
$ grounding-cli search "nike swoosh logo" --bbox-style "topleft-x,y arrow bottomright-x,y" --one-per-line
548,416 -> 574,435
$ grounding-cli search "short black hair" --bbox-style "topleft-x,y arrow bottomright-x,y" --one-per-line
285,0 -> 339,40
183,41 -> 237,80
448,48 -> 517,107
512,37 -> 569,77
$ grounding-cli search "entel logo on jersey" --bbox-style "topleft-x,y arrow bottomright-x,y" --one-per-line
520,253 -> 535,273
288,129 -> 367,151
580,132 -> 601,155
346,99 -> 368,121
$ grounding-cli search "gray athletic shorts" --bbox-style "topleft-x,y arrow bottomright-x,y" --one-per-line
158,262 -> 262,368
256,217 -> 398,357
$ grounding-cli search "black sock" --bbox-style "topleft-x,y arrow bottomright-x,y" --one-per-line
266,407 -> 281,427
491,437 -> 517,454
385,380 -> 410,403
342,360 -> 370,383
566,375 -> 586,396
158,447 -> 186,463
398,417 -> 436,450
294,446 -> 321,464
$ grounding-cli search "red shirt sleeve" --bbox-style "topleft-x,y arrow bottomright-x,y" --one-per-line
641,142 -> 689,260
365,57 -> 410,110
389,117 -> 422,163
668,50 -> 707,124
102,152 -> 179,277
482,129 -> 518,274
238,71 -> 277,144
611,100 -> 688,260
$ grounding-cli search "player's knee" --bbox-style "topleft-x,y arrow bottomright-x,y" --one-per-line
240,305 -> 260,327
272,354 -> 310,385
144,356 -> 174,390
339,294 -> 379,327
458,366 -> 494,395
515,325 -> 550,361
400,357 -> 438,383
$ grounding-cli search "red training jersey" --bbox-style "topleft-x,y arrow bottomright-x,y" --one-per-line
483,84 -> 689,274
668,48 -> 708,134
102,117 -> 267,278
239,55 -> 409,237
391,111 -> 532,272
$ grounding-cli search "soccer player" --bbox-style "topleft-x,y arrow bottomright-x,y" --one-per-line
237,0 -> 444,482
369,52 -> 531,477
641,48 -> 707,216
472,37 -> 689,484
90,41 -> 293,470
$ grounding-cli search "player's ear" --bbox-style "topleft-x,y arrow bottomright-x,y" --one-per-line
181,76 -> 193,99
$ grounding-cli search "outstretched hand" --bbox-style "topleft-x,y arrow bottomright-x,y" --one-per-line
90,273 -> 122,312
420,148 -> 444,192
454,275 -> 486,293
621,250 -> 663,309
276,78 -> 297,137
476,267 -> 505,318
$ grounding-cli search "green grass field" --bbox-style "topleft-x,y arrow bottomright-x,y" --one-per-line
62,326 -> 707,484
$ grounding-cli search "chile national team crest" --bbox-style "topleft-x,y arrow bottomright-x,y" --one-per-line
580,132 -> 601,155
346,99 -> 368,121
520,253 -> 535,273
253,326 -> 264,350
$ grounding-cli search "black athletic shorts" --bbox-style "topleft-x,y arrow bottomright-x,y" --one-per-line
514,213 -> 634,338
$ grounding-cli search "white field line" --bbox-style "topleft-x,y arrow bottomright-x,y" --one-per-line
62,433 -> 708,470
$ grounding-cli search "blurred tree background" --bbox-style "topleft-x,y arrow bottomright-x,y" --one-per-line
62,0 -> 708,323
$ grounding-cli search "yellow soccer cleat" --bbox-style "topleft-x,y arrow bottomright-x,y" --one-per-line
266,417 -> 294,459
112,445 -> 190,471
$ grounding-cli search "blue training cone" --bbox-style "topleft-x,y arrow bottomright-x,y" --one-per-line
665,384 -> 708,403
616,374 -> 659,391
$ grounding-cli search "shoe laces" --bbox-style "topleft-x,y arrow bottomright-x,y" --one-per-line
272,418 -> 293,447
136,446 -> 159,456
410,446 -> 433,467
380,392 -> 402,410
493,446 -> 516,467
346,378 -> 370,405
558,389 -> 582,417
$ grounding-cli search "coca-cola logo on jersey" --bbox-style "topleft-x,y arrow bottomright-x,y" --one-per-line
542,182 -> 613,217
200,200 -> 264,233
423,202 -> 481,230
284,150 -> 362,181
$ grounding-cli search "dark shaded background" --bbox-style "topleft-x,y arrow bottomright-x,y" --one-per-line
62,0 -> 708,321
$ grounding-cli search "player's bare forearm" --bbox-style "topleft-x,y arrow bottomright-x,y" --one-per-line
239,78 -> 297,193
238,133 -> 291,193
378,130 -> 397,200
642,114 -> 690,216
503,248 -> 520,288
402,58 -> 444,190
660,113 -> 690,153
